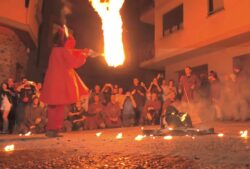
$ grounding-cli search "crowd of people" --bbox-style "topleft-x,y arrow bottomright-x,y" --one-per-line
1,65 -> 250,134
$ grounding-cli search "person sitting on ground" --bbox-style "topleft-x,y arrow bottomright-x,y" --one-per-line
161,93 -> 192,129
85,95 -> 105,130
63,101 -> 86,132
101,83 -> 113,106
89,85 -> 104,104
122,92 -> 136,127
103,94 -> 122,128
24,96 -> 47,134
141,92 -> 161,125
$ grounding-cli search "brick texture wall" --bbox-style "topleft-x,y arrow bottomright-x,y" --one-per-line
0,26 -> 27,83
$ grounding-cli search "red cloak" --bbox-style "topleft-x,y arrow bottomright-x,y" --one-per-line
41,43 -> 89,105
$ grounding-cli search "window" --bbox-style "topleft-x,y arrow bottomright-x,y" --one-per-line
162,4 -> 183,37
208,0 -> 224,15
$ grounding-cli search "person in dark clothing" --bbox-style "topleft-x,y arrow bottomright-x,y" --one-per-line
63,102 -> 86,132
130,78 -> 146,125
24,97 -> 47,133
15,82 -> 35,133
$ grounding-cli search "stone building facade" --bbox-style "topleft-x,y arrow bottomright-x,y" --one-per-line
0,26 -> 27,83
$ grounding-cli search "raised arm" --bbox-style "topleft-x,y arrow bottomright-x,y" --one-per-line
63,48 -> 89,69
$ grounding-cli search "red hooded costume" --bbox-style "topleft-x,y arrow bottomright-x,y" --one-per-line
41,32 -> 89,132
41,36 -> 89,105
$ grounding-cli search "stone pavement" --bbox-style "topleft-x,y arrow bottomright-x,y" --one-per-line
0,122 -> 250,169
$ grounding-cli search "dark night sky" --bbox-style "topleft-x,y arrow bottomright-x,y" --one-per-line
38,0 -> 156,90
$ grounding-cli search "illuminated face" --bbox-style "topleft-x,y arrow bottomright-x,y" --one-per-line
133,78 -> 139,86
185,67 -> 192,76
33,98 -> 39,105
118,88 -> 123,94
7,78 -> 14,87
1,83 -> 7,90
169,80 -> 174,87
95,85 -> 100,93
37,83 -> 42,90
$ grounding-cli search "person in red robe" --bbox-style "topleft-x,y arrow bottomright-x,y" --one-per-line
40,26 -> 92,137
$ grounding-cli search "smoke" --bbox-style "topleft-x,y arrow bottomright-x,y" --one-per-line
195,70 -> 250,123
217,71 -> 250,121
174,68 -> 250,126
60,0 -> 72,26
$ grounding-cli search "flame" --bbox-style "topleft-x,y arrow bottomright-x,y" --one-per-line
64,24 -> 69,38
24,131 -> 32,136
135,135 -> 144,141
96,132 -> 102,137
180,113 -> 187,122
116,132 -> 123,139
163,135 -> 173,140
89,0 -> 125,67
240,130 -> 248,139
217,133 -> 224,137
4,144 -> 14,152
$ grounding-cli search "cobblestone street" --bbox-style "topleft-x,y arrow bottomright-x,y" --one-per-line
1,122 -> 250,169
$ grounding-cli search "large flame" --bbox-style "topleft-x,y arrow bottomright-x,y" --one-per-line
89,0 -> 125,67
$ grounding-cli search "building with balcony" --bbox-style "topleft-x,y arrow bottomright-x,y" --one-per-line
0,0 -> 43,82
140,0 -> 250,81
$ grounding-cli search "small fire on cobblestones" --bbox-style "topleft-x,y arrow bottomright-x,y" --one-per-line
4,144 -> 15,152
135,135 -> 144,141
163,135 -> 173,140
217,133 -> 224,138
240,130 -> 248,139
96,132 -> 102,137
116,133 -> 123,139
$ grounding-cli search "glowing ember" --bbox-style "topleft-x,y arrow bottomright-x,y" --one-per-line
96,132 -> 102,137
180,113 -> 187,122
135,135 -> 144,141
63,24 -> 69,38
141,127 -> 144,130
4,144 -> 14,152
240,130 -> 248,139
89,0 -> 125,67
163,135 -> 173,140
192,136 -> 195,140
168,127 -> 173,131
116,133 -> 123,139
217,133 -> 224,137
24,131 -> 32,136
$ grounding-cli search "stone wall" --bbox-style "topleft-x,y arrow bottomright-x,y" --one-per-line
0,26 -> 27,83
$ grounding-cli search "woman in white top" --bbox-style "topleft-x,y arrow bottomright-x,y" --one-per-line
0,82 -> 13,133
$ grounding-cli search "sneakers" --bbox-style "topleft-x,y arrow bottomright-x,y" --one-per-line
45,130 -> 63,138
